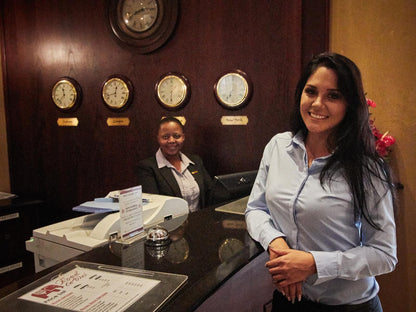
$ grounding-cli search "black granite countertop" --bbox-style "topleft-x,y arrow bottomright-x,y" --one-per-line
0,204 -> 263,311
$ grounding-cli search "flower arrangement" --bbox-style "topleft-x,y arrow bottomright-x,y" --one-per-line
367,98 -> 396,159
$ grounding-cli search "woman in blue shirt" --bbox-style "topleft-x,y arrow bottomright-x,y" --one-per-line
245,52 -> 397,311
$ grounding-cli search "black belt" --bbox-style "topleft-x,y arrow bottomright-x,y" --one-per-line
272,290 -> 382,312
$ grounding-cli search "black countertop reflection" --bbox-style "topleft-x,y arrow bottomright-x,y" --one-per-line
0,205 -> 263,312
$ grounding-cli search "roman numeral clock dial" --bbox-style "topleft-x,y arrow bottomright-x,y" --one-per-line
155,72 -> 191,111
102,75 -> 134,111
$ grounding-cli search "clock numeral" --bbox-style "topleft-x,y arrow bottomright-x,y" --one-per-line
102,76 -> 133,110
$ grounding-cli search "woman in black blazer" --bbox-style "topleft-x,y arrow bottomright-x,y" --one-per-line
137,117 -> 214,211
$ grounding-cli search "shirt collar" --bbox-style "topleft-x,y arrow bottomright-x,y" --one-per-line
285,131 -> 306,154
156,148 -> 195,170
292,131 -> 306,149
288,131 -> 333,168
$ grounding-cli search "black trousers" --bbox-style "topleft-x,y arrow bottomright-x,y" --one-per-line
272,290 -> 383,312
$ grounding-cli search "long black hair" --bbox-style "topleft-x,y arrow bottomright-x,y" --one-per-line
290,52 -> 396,229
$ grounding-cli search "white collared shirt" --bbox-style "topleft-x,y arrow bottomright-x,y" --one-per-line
156,148 -> 200,212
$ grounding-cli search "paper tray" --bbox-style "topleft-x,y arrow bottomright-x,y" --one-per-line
214,196 -> 249,215
0,261 -> 187,312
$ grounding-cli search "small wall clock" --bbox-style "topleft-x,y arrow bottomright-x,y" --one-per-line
102,75 -> 134,111
214,69 -> 253,110
108,0 -> 179,54
155,72 -> 191,111
52,77 -> 82,111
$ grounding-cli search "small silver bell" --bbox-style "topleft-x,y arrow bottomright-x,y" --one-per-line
145,225 -> 171,247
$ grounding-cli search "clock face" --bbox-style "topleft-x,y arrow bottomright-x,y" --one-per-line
102,76 -> 133,110
121,0 -> 159,32
109,0 -> 179,54
52,78 -> 81,111
214,70 -> 252,109
155,73 -> 190,110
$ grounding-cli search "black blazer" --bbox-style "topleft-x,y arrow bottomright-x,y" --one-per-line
137,154 -> 214,208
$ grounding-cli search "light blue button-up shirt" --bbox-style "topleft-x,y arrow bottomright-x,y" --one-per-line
245,131 -> 397,305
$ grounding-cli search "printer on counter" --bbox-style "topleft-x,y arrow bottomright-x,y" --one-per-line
26,193 -> 188,272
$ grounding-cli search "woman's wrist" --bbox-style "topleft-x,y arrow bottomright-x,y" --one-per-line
268,237 -> 289,252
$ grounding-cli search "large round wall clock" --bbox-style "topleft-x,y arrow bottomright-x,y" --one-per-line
155,72 -> 191,110
108,0 -> 179,54
52,77 -> 82,111
101,75 -> 134,111
214,69 -> 253,110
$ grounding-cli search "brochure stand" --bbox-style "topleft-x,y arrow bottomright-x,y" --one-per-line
0,261 -> 187,312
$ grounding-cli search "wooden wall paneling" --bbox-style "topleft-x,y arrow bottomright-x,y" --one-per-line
301,0 -> 330,68
175,0 -> 302,175
1,0 -> 328,224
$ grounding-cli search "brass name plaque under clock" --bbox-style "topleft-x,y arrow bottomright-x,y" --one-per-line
107,117 -> 130,126
221,116 -> 248,125
57,118 -> 79,127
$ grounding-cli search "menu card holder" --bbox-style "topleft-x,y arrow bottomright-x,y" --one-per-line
0,261 -> 188,312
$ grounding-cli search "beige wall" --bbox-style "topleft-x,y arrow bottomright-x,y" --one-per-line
0,58 -> 10,193
331,1 -> 416,311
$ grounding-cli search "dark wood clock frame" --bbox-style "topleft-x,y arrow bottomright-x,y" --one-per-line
52,77 -> 83,112
154,72 -> 191,111
107,0 -> 179,54
214,69 -> 253,110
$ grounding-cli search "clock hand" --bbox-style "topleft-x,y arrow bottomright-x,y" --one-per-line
170,85 -> 177,101
130,7 -> 146,19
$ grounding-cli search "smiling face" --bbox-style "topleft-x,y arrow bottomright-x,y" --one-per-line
300,66 -> 348,141
157,121 -> 185,159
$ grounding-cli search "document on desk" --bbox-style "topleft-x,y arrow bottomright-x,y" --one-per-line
7,261 -> 188,312
19,264 -> 159,312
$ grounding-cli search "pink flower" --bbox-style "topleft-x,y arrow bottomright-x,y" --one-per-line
367,98 -> 377,108
380,133 -> 395,147
376,141 -> 388,158
367,98 -> 395,159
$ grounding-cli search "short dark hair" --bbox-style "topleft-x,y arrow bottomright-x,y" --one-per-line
158,117 -> 184,132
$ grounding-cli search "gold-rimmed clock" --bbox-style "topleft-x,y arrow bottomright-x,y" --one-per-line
155,72 -> 191,110
108,0 -> 179,54
52,77 -> 82,111
214,69 -> 253,110
102,75 -> 134,111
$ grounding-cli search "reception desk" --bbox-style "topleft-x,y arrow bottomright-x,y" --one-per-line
0,200 -> 274,311
0,198 -> 43,289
